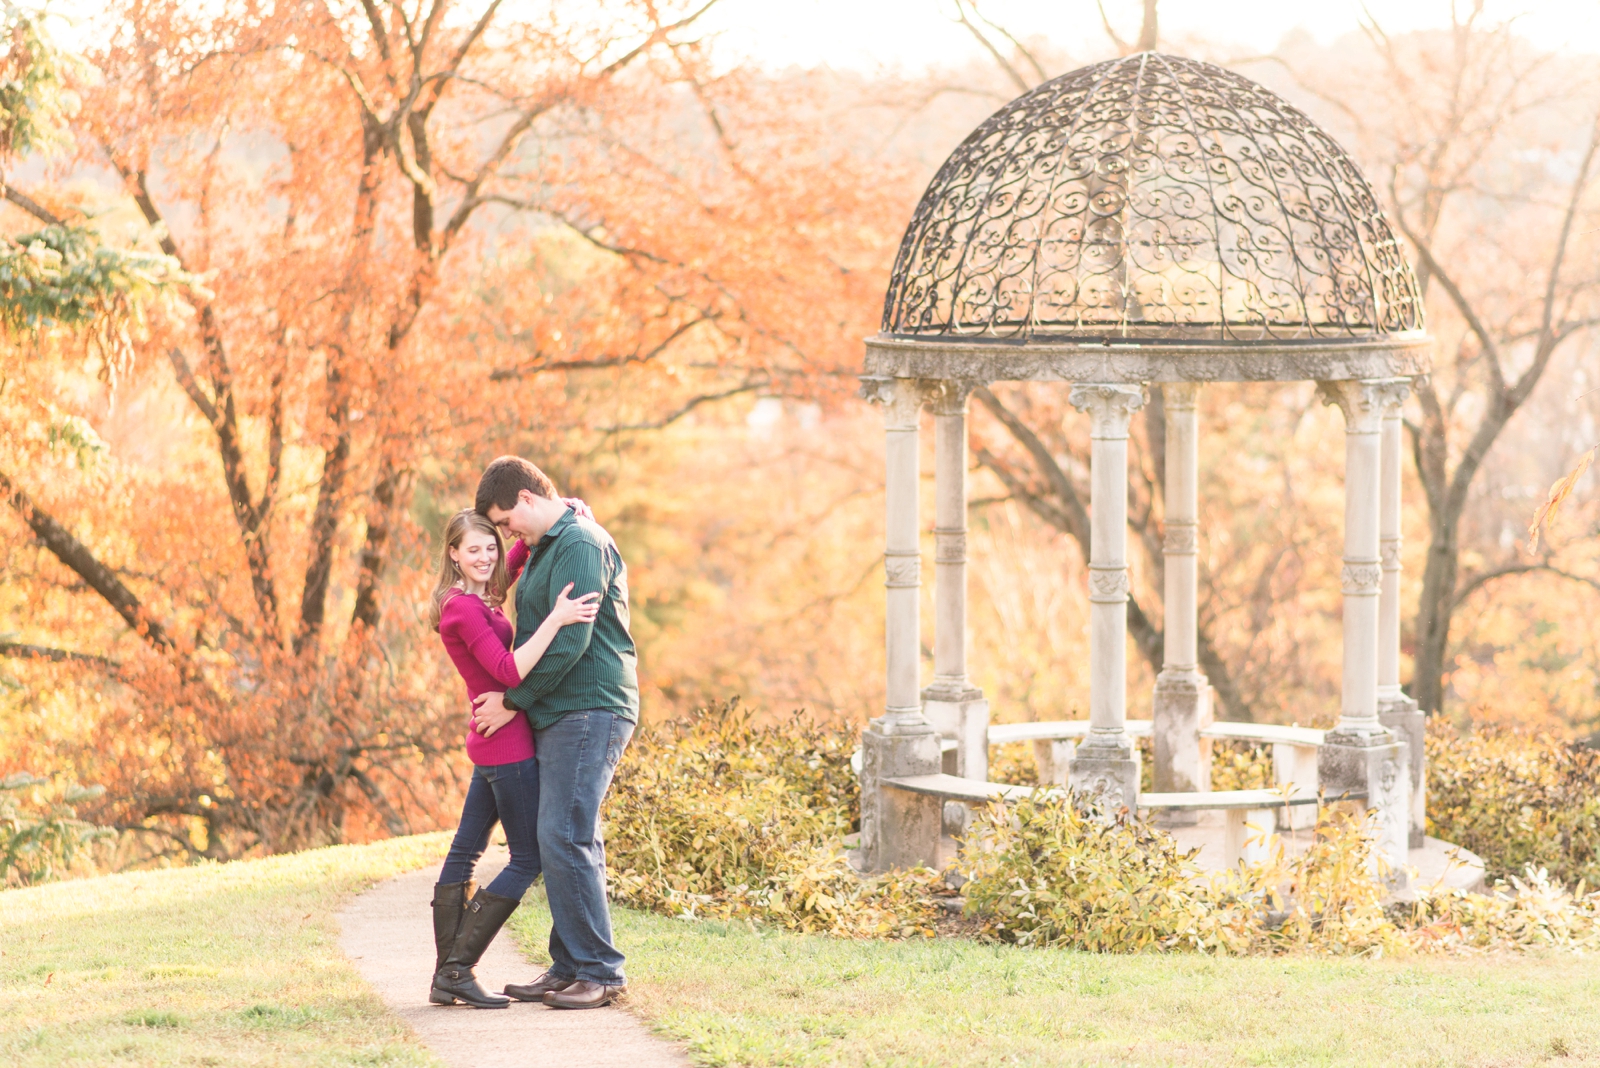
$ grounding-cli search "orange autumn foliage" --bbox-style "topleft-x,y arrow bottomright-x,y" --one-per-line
5,4 -> 1600,875
1,0 -> 912,859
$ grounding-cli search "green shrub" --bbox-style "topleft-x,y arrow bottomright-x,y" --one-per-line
956,792 -> 1402,955
1209,742 -> 1274,790
1,772 -> 114,886
987,742 -> 1039,786
1426,725 -> 1600,887
604,700 -> 940,938
600,707 -> 1600,954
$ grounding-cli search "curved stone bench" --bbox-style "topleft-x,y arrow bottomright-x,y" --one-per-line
884,772 -> 1317,869
983,719 -> 1326,831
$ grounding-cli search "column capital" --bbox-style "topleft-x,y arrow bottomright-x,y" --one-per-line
1371,377 -> 1413,416
1070,383 -> 1146,438
1315,379 -> 1389,434
859,375 -> 924,428
923,378 -> 983,416
1160,381 -> 1201,410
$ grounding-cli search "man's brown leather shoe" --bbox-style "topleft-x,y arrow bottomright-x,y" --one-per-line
542,980 -> 627,1009
503,971 -> 576,1002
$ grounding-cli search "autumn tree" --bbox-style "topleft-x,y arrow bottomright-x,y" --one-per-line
1280,8 -> 1600,713
2,0 -> 908,857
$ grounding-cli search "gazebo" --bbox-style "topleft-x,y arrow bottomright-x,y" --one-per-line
857,53 -> 1430,879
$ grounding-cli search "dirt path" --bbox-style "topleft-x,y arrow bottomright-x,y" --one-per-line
339,849 -> 690,1068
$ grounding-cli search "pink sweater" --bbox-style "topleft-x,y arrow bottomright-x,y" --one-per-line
438,541 -> 535,766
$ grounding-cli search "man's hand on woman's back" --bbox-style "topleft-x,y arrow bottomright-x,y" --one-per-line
471,691 -> 518,737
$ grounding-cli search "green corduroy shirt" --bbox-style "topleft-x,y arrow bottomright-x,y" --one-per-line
504,507 -> 640,729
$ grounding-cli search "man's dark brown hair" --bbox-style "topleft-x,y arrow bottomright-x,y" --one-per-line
474,456 -> 557,515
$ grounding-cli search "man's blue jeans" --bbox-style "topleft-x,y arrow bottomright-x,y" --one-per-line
439,756 -> 542,899
535,709 -> 633,985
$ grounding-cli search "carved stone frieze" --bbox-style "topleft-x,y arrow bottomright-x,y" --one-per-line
863,335 -> 1432,386
1341,562 -> 1382,594
1069,383 -> 1146,438
1380,538 -> 1402,571
884,551 -> 921,588
1089,567 -> 1130,602
934,528 -> 967,564
1163,522 -> 1198,553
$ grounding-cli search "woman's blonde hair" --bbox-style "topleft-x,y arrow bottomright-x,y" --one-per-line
429,509 -> 509,630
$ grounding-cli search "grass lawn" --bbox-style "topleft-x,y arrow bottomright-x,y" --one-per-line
515,888 -> 1600,1068
0,833 -> 450,1068
7,835 -> 1600,1067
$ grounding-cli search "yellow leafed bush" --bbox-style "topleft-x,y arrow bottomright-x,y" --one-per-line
956,792 -> 1403,955
602,707 -> 1600,953
1209,742 -> 1275,791
1426,723 -> 1600,887
604,700 -> 940,938
1405,869 -> 1600,951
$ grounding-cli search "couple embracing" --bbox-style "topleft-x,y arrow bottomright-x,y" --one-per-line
426,456 -> 636,1010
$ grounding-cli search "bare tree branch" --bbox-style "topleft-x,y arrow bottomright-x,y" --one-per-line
602,380 -> 767,433
489,315 -> 712,380
0,643 -> 120,668
953,0 -> 1032,93
1,470 -> 173,651
1452,561 -> 1600,609
3,186 -> 64,226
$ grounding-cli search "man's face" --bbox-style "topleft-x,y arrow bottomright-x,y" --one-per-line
486,489 -> 550,545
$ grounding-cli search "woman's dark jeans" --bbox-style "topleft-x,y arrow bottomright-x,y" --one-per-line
439,755 -> 541,899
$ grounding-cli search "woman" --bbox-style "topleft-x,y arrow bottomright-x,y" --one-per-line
428,508 -> 599,1009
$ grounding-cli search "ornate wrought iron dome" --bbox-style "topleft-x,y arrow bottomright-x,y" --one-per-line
881,52 -> 1424,346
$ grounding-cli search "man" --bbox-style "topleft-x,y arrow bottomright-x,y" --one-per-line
471,456 -> 638,1010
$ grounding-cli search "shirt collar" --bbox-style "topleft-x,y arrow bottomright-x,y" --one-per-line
536,504 -> 576,547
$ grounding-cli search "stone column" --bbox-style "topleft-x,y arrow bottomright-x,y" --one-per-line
1152,382 -> 1211,800
921,381 -> 990,782
1375,378 -> 1426,848
1316,379 -> 1409,882
857,376 -> 941,873
1067,383 -> 1145,810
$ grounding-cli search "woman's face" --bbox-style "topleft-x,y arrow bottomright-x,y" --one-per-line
450,528 -> 500,585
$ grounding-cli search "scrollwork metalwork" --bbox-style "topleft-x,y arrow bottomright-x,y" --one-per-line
882,53 -> 1424,345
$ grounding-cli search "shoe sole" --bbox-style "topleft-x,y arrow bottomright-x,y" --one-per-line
431,986 -> 510,1009
544,993 -> 626,1010
504,988 -> 572,1002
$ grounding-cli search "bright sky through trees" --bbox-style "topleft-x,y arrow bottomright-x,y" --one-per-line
702,0 -> 1600,70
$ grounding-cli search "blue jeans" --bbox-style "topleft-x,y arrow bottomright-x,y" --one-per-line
439,756 -> 541,899
536,710 -> 634,985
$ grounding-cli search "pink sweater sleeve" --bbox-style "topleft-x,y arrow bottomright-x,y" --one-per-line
506,538 -> 530,580
441,595 -> 522,688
